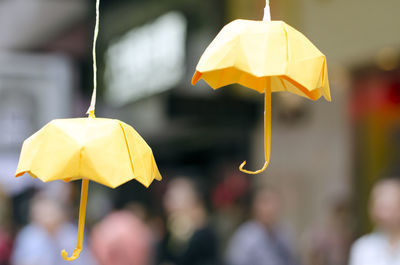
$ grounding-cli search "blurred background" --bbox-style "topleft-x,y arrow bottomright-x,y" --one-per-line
0,0 -> 400,264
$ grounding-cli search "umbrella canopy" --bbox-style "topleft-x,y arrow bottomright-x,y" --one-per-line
192,0 -> 331,174
16,118 -> 161,189
14,0 -> 162,261
192,20 -> 330,101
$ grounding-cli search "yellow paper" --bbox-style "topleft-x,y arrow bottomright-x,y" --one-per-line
192,18 -> 331,174
15,118 -> 162,188
192,20 -> 330,101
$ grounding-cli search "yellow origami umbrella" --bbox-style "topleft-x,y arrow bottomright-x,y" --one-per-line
15,0 -> 161,261
192,0 -> 331,174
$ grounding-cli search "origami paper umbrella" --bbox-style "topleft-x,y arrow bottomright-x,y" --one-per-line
192,0 -> 331,174
15,0 -> 161,261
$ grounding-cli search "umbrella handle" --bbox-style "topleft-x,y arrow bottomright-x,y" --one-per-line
61,179 -> 90,261
239,79 -> 271,174
61,249 -> 82,261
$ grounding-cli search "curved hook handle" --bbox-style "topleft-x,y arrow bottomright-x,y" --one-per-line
239,160 -> 269,174
61,179 -> 89,261
61,248 -> 82,261
239,78 -> 272,175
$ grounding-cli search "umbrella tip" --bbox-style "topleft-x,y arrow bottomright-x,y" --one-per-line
88,110 -> 96,118
324,89 -> 332,102
192,71 -> 203,85
61,248 -> 82,261
263,0 -> 271,21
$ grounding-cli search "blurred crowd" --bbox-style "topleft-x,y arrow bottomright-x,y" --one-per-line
0,171 -> 398,265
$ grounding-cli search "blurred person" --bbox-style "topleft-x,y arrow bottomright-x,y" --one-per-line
212,168 -> 250,250
156,177 -> 219,265
0,188 -> 13,265
90,210 -> 153,265
11,194 -> 95,265
349,177 -> 400,265
225,187 -> 299,265
305,198 -> 353,265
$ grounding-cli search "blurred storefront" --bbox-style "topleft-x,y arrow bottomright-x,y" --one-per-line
351,63 -> 400,235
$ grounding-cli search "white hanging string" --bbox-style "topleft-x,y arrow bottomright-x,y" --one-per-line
263,0 -> 271,21
87,0 -> 100,117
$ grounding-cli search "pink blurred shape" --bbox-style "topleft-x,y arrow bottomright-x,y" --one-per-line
90,211 -> 152,265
